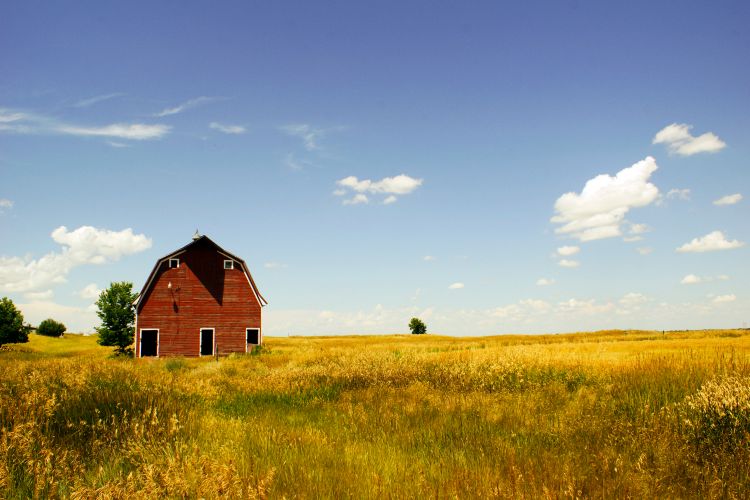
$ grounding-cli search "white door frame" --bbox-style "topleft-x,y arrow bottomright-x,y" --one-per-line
199,327 -> 215,356
245,328 -> 260,352
139,328 -> 160,358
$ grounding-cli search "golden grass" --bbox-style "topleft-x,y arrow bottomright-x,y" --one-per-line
1,329 -> 749,498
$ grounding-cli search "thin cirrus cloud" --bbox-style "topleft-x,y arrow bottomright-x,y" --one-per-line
666,188 -> 691,201
209,122 -> 246,134
536,278 -> 555,286
0,226 -> 152,293
153,96 -> 217,117
652,123 -> 726,156
335,174 -> 423,205
72,92 -> 125,108
280,124 -> 328,151
0,198 -> 13,214
551,156 -> 660,242
681,274 -> 730,285
0,107 -> 170,141
713,193 -> 742,206
676,230 -> 745,253
448,282 -> 465,289
558,259 -> 580,268
713,294 -> 736,303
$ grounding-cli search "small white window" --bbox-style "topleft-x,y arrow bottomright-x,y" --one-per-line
224,260 -> 234,270
169,258 -> 180,268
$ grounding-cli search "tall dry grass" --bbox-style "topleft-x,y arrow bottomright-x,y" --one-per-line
1,330 -> 749,498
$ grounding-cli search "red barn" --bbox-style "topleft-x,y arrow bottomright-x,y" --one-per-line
134,234 -> 267,357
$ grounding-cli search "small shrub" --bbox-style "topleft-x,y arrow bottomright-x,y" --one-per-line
37,318 -> 66,337
165,357 -> 187,372
250,344 -> 270,356
681,376 -> 750,451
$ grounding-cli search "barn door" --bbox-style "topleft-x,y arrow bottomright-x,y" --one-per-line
140,330 -> 158,357
200,328 -> 214,356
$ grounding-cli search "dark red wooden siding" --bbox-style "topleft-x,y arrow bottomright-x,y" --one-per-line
135,239 -> 262,357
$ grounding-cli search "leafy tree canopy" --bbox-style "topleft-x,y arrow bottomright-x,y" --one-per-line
0,297 -> 29,346
409,317 -> 427,335
95,282 -> 137,356
37,318 -> 67,337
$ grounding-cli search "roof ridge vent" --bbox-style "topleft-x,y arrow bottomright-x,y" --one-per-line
192,229 -> 201,241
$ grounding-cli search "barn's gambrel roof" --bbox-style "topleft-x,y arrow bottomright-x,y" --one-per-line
134,235 -> 267,310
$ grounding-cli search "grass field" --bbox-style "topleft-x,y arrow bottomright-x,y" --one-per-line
1,330 -> 749,498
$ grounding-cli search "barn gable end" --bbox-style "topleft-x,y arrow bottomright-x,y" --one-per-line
134,235 -> 266,358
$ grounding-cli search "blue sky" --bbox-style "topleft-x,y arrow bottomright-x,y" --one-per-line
1,1 -> 748,335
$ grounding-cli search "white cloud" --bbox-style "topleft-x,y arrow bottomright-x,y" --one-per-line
555,298 -> 614,316
209,122 -> 246,135
558,259 -> 580,268
636,247 -> 653,255
713,193 -> 742,206
280,124 -> 334,151
335,174 -> 423,205
154,96 -> 216,117
17,301 -> 98,333
0,226 -> 152,293
717,274 -> 730,281
448,282 -> 465,289
619,292 -> 647,307
653,123 -> 726,156
72,93 -> 125,108
676,230 -> 745,253
423,255 -> 436,262
0,198 -> 12,214
536,278 -> 555,286
681,274 -> 702,285
342,194 -> 369,205
0,107 -> 170,141
551,157 -> 660,242
285,153 -> 314,171
556,245 -> 580,256
78,283 -> 102,300
57,123 -> 170,140
264,262 -> 288,269
107,141 -> 130,148
713,294 -> 736,303
667,188 -> 691,200
623,236 -> 643,243
24,289 -> 54,301
629,223 -> 651,235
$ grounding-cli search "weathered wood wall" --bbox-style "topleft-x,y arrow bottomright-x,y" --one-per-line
135,239 -> 262,357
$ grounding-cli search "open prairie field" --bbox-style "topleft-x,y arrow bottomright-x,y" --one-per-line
2,330 -> 750,498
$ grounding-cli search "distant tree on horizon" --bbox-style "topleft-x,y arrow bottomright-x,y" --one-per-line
96,282 -> 137,356
0,297 -> 29,346
37,318 -> 66,337
409,317 -> 427,335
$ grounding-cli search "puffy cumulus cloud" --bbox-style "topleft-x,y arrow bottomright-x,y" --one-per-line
667,188 -> 691,201
551,157 -> 659,242
16,301 -> 98,333
448,282 -> 465,290
681,274 -> 702,285
0,226 -> 152,293
713,294 -> 736,304
556,245 -> 580,256
536,278 -> 555,286
335,174 -> 423,205
209,122 -> 246,134
713,193 -> 742,206
629,223 -> 650,235
342,193 -> 369,205
78,283 -> 103,300
558,259 -> 580,268
653,123 -> 726,156
676,230 -> 745,253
